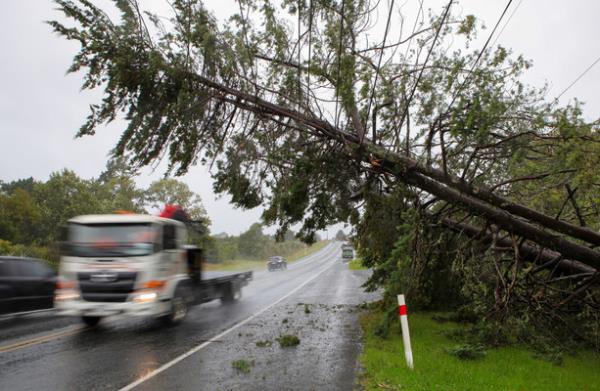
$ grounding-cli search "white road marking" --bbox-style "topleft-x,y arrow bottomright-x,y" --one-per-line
119,247 -> 339,391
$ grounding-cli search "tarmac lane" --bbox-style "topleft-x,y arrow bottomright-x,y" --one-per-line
0,242 -> 379,390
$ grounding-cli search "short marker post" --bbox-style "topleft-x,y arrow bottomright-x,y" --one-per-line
397,294 -> 413,369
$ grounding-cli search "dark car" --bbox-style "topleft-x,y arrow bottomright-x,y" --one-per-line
0,256 -> 56,315
267,256 -> 287,272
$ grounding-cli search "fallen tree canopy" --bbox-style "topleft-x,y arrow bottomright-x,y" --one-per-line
50,0 -> 599,349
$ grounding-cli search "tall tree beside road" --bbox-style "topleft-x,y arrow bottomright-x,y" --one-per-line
0,189 -> 42,245
237,223 -> 267,259
146,178 -> 210,224
34,169 -> 104,244
335,230 -> 347,241
0,177 -> 37,195
97,157 -> 147,213
50,1 -> 599,349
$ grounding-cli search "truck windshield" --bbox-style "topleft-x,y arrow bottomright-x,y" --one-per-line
67,223 -> 158,257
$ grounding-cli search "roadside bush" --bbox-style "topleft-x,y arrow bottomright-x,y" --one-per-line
0,239 -> 59,269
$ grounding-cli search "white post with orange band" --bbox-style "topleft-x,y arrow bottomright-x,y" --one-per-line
397,294 -> 414,369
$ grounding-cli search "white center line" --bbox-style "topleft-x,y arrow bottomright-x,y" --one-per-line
119,246 -> 339,391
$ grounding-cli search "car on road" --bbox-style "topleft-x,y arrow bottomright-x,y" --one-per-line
0,256 -> 56,315
341,243 -> 354,262
267,256 -> 287,271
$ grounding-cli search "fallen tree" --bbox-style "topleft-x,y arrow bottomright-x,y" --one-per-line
50,0 -> 599,349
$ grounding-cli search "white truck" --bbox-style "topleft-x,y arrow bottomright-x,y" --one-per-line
54,213 -> 252,326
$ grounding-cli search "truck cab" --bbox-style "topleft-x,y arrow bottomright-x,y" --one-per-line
55,214 -> 251,326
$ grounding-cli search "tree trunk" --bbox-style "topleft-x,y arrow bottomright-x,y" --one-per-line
439,218 -> 597,275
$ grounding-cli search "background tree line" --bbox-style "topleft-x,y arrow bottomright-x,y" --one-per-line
205,223 -> 320,263
0,163 -> 316,266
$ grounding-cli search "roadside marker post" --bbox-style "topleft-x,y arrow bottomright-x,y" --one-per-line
397,294 -> 414,369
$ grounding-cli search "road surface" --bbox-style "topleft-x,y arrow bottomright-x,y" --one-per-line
0,242 -> 379,390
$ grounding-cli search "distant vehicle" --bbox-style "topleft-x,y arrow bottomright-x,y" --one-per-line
0,256 -> 56,315
55,210 -> 252,327
341,244 -> 354,261
267,256 -> 287,271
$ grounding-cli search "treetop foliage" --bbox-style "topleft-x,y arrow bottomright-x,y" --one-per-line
0,168 -> 209,247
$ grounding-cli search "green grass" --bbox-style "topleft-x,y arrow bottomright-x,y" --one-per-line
204,240 -> 330,272
348,258 -> 367,270
360,310 -> 600,391
204,259 -> 266,272
286,240 -> 330,262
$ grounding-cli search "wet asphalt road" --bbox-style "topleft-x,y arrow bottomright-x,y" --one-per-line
0,242 -> 379,390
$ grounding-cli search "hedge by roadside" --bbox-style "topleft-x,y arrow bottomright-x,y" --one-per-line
0,239 -> 59,269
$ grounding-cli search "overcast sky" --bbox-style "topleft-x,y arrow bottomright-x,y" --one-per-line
1,1 -> 598,236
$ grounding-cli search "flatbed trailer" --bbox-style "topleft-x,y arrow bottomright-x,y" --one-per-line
189,271 -> 252,304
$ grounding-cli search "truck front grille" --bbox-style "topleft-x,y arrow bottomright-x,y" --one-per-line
77,271 -> 138,303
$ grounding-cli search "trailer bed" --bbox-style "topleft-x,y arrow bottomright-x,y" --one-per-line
189,270 -> 252,305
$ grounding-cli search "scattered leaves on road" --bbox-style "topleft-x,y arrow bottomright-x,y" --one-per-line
277,334 -> 300,347
255,340 -> 273,348
232,359 -> 253,374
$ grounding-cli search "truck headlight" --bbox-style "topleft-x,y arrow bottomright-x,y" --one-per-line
132,289 -> 158,304
55,289 -> 80,301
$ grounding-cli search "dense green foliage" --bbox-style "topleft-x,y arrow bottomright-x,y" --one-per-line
356,185 -> 599,353
0,239 -> 60,269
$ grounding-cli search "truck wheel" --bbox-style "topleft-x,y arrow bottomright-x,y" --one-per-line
221,283 -> 239,304
82,316 -> 102,327
162,287 -> 188,326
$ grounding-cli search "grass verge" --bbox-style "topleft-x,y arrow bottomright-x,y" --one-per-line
204,240 -> 330,272
359,309 -> 600,391
348,258 -> 367,270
